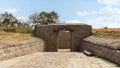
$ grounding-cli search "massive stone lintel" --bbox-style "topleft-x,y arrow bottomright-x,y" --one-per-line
35,23 -> 92,51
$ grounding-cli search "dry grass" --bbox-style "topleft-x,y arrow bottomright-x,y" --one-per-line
0,28 -> 120,43
92,28 -> 120,39
0,31 -> 35,43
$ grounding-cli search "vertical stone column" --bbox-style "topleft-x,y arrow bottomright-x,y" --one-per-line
71,31 -> 81,51
70,30 -> 73,51
53,30 -> 58,51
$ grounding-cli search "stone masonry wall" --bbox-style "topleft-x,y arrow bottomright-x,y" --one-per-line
0,38 -> 44,61
80,36 -> 120,65
36,24 -> 92,51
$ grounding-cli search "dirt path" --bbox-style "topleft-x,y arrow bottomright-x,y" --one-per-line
0,51 -> 119,68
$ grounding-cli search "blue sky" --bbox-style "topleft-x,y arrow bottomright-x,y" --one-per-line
0,0 -> 120,28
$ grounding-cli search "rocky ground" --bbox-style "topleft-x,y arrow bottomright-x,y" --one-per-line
0,49 -> 119,68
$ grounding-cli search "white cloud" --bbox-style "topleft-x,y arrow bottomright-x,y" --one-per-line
17,16 -> 28,22
68,11 -> 120,28
98,0 -> 120,5
99,6 -> 120,16
80,3 -> 120,28
70,0 -> 120,28
87,18 -> 120,28
65,20 -> 81,23
86,14 -> 120,28
0,8 -> 2,10
0,8 -> 17,13
65,19 -> 91,24
65,18 -> 120,28
98,0 -> 120,6
77,11 -> 97,16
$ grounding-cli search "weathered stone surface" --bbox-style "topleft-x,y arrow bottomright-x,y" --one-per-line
80,37 -> 120,65
35,24 -> 92,51
1,52 -> 118,68
0,38 -> 44,61
0,43 -> 12,49
57,31 -> 70,49
84,36 -> 120,50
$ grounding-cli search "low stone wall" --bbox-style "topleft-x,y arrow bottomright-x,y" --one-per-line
80,36 -> 120,65
0,38 -> 44,61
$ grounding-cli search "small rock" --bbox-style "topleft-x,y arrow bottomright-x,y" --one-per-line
83,50 -> 94,56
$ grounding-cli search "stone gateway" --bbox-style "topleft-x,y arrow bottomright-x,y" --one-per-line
35,24 -> 92,51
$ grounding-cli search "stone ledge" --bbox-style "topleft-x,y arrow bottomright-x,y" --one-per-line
0,38 -> 43,49
80,38 -> 120,65
0,38 -> 44,61
84,36 -> 120,50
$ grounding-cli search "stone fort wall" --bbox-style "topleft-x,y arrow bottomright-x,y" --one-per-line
80,36 -> 120,65
35,24 -> 92,51
0,38 -> 44,61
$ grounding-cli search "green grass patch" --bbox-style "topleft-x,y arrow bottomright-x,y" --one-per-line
0,27 -> 33,34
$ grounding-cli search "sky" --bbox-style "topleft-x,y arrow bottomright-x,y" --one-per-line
0,0 -> 120,28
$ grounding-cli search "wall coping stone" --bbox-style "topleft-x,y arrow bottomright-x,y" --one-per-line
0,38 -> 44,49
84,36 -> 120,50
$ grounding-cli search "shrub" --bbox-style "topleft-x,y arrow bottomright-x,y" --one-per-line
22,28 -> 33,34
104,26 -> 108,29
2,27 -> 33,34
3,27 -> 16,32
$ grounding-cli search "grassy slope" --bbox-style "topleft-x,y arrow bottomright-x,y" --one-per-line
92,28 -> 120,39
0,31 -> 35,43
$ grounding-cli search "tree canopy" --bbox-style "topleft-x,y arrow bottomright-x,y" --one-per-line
0,11 -> 59,28
0,12 -> 31,28
29,11 -> 59,25
0,11 -> 59,33
0,12 -> 18,27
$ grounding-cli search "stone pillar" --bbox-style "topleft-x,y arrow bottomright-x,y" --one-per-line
53,30 -> 58,51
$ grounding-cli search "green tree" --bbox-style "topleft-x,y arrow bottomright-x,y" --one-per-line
29,11 -> 59,25
17,22 -> 24,28
2,18 -> 10,27
0,12 -> 18,27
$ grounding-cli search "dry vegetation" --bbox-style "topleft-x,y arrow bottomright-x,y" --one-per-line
92,28 -> 120,39
0,31 -> 35,43
0,28 -> 120,43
